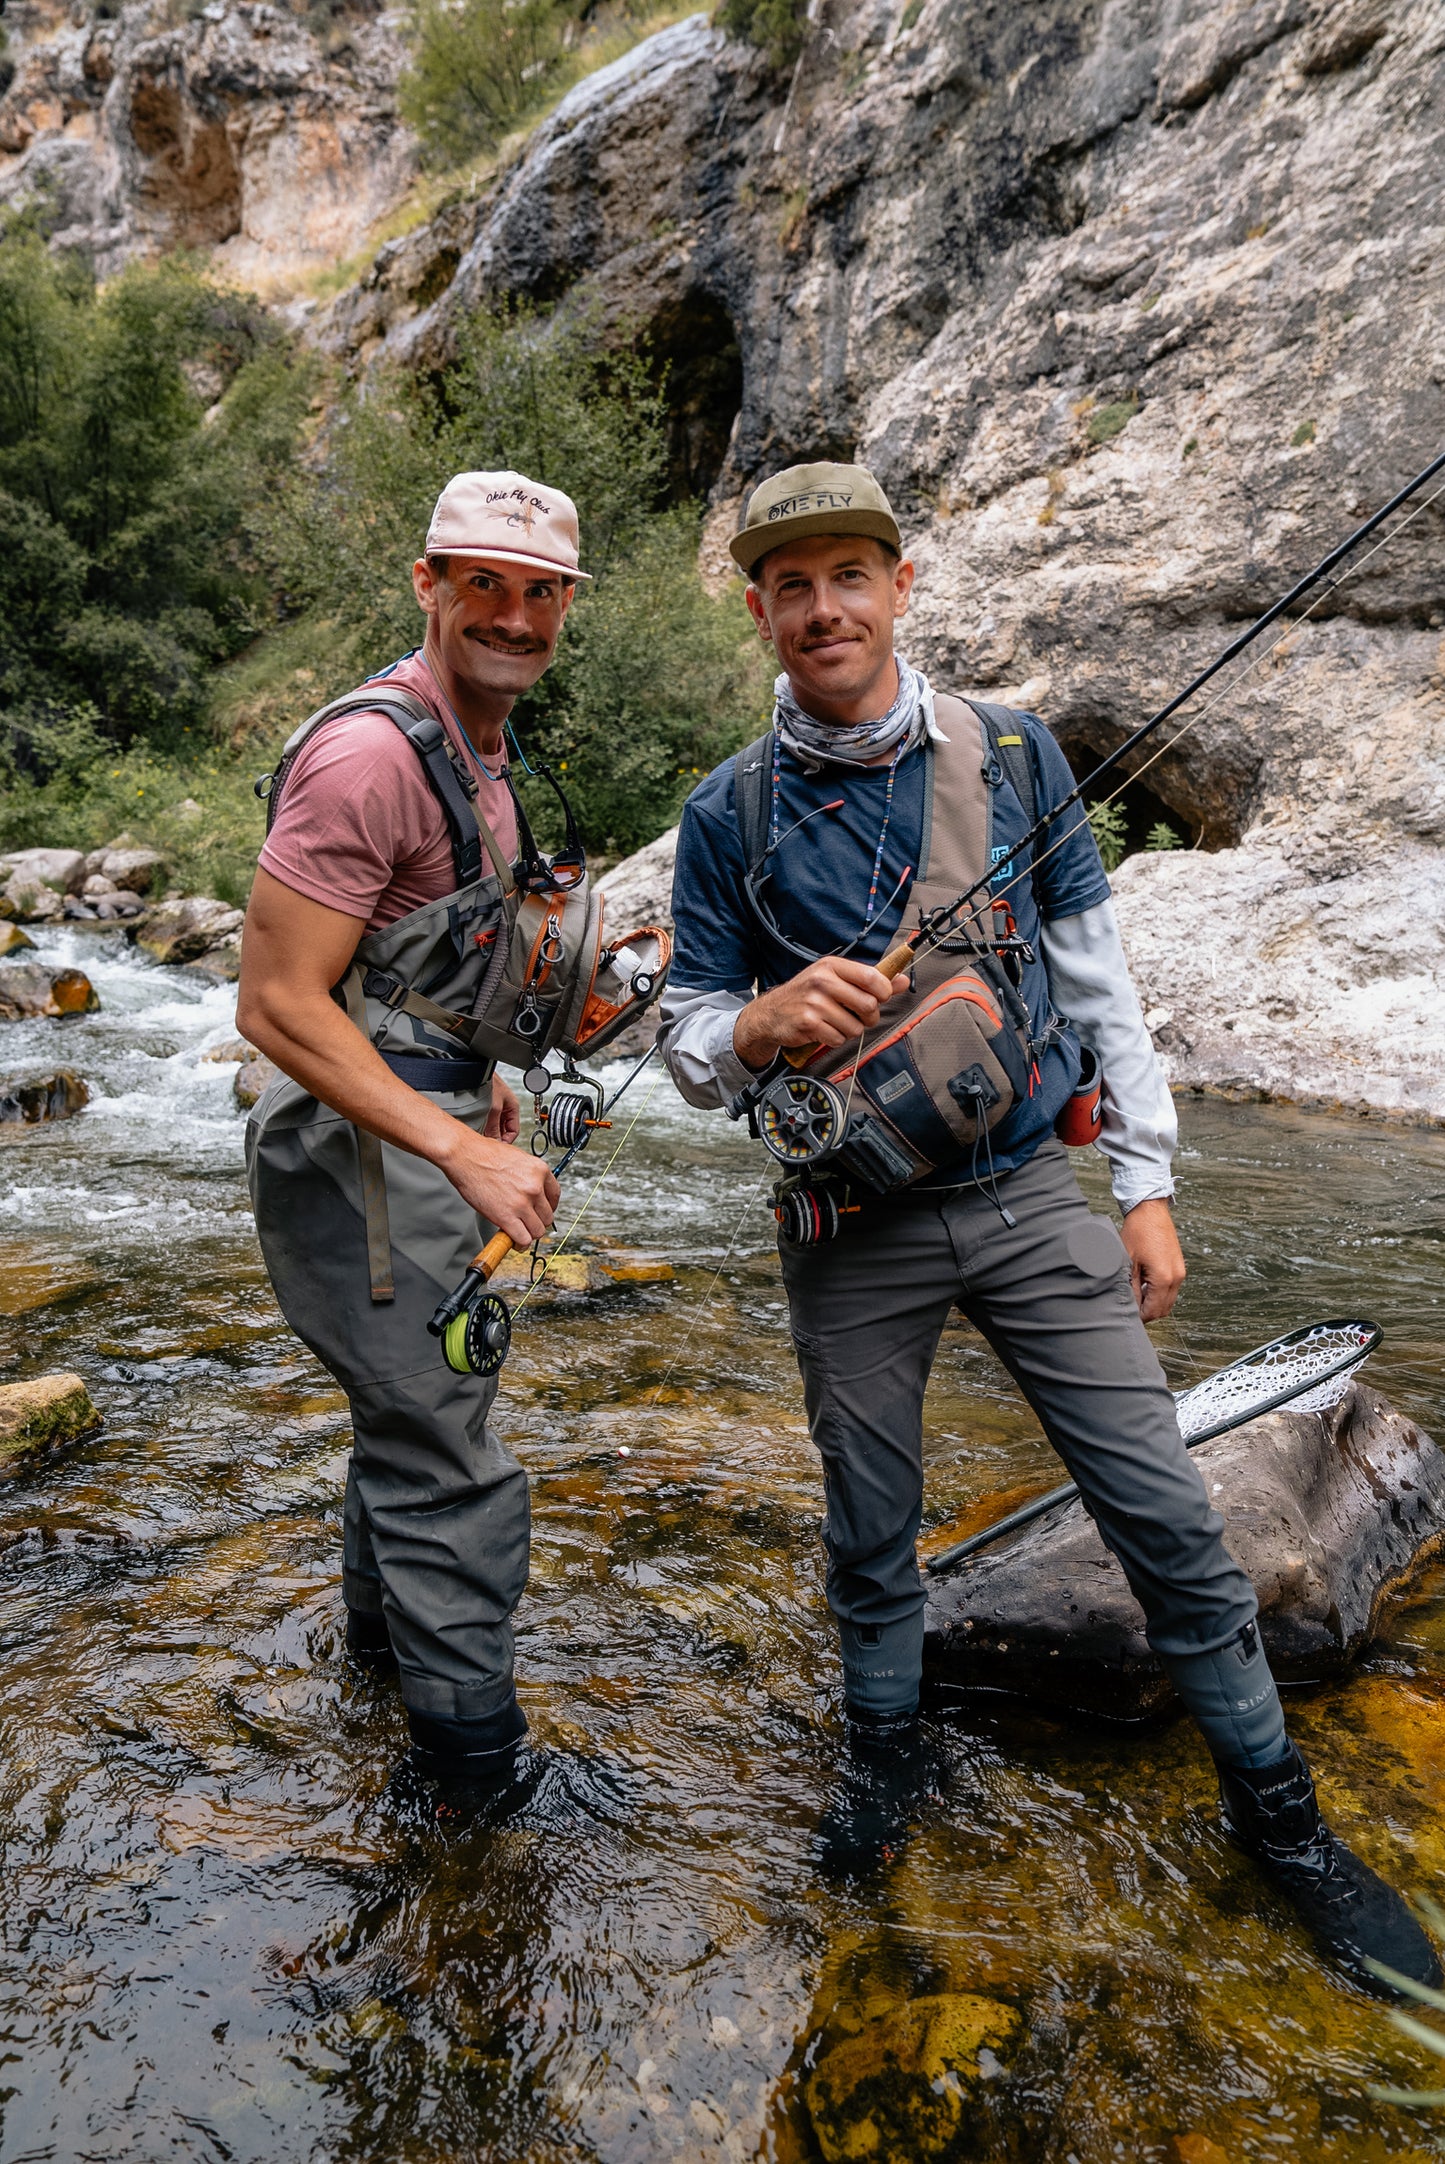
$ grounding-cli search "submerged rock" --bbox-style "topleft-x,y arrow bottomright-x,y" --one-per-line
0,1372 -> 102,1470
0,965 -> 100,1020
924,1383 -> 1445,1720
0,1068 -> 90,1127
803,1992 -> 1022,2164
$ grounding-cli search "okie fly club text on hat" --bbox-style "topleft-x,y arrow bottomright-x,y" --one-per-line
728,460 -> 904,574
424,469 -> 593,582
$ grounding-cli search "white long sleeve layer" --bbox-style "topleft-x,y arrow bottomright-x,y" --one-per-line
655,896 -> 1176,1210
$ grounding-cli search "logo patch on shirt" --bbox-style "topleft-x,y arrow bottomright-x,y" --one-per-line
990,842 -> 1015,884
876,1070 -> 916,1105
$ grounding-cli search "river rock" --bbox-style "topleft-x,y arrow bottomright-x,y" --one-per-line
0,1069 -> 89,1127
234,1053 -> 279,1109
87,846 -> 162,895
0,848 -> 86,896
0,966 -> 100,1020
132,896 -> 244,967
0,925 -> 35,957
0,1372 -> 102,1470
924,1382 -> 1445,1720
1,874 -> 64,924
803,1993 -> 1022,2164
596,826 -> 679,931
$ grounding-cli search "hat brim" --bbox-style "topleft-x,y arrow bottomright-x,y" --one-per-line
728,507 -> 902,575
428,544 -> 593,583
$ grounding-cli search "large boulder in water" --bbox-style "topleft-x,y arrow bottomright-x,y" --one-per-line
0,1068 -> 89,1127
0,965 -> 100,1020
132,896 -> 243,969
923,1382 -> 1445,1721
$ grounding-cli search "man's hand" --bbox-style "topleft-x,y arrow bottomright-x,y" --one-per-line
238,869 -> 557,1247
485,1074 -> 521,1145
437,1120 -> 558,1247
1121,1198 -> 1186,1322
733,955 -> 909,1070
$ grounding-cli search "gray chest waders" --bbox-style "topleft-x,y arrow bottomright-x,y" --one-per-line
731,697 -> 1084,1231
254,684 -> 671,1305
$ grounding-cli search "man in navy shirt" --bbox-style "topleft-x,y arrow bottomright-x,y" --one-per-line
657,461 -> 1436,1991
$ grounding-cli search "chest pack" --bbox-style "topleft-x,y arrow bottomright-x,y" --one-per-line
732,697 -> 1055,1200
262,685 -> 671,1074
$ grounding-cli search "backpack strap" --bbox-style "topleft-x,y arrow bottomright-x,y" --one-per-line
732,732 -> 775,871
260,687 -> 513,894
961,698 -> 1044,917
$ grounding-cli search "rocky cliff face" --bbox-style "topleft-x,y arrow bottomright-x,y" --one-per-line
0,0 -> 414,283
314,0 -> 1445,1120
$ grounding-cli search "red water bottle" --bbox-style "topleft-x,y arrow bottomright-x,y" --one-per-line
1055,1047 -> 1103,1147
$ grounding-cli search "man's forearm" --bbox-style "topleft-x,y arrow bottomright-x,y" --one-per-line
237,985 -> 476,1178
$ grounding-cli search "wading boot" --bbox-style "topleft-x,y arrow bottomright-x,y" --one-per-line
344,1607 -> 395,1662
817,1708 -> 945,1880
1219,1742 -> 1442,1995
408,1698 -> 532,1818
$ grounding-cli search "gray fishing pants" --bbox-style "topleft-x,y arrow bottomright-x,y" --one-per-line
779,1139 -> 1260,1714
246,1079 -> 528,1727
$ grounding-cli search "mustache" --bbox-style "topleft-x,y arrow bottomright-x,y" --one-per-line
465,627 -> 546,656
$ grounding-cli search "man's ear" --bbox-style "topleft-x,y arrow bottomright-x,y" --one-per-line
745,581 -> 774,643
892,556 -> 916,620
412,557 -> 440,616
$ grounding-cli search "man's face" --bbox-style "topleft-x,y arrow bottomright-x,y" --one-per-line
412,554 -> 575,699
745,535 -> 914,716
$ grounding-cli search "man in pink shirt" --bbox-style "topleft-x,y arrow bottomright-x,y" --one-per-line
239,470 -> 583,1793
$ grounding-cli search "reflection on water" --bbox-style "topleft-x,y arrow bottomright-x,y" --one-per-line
2,927 -> 1445,2161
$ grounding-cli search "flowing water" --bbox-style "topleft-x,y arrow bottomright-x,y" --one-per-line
3,927 -> 1445,2163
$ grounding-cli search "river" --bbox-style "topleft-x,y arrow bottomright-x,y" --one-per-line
3,927 -> 1445,2163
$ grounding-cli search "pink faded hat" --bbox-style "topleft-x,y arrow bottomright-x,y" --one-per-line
424,469 -> 592,581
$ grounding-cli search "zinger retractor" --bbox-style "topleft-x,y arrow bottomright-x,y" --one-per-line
441,1290 -> 512,1377
758,1074 -> 848,1166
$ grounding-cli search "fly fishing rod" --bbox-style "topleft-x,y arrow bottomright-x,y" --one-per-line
773,443 -> 1445,1073
427,1041 -> 660,1375
925,1318 -> 1382,1579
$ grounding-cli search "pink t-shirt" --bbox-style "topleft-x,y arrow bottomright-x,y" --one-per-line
258,650 -> 519,932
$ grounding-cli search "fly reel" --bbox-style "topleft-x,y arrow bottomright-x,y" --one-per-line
774,1183 -> 842,1246
757,1074 -> 848,1167
441,1290 -> 513,1376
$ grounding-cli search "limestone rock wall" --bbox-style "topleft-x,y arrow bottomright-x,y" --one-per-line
314,0 -> 1445,1120
0,0 -> 415,284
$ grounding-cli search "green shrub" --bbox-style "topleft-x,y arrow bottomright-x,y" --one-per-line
1087,799 -> 1128,872
1145,820 -> 1182,851
398,0 -> 582,168
716,0 -> 808,72
0,215 -> 311,759
1086,393 -> 1139,447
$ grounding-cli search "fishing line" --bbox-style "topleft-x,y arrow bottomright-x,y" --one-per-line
978,466 -> 1445,927
508,1067 -> 668,1322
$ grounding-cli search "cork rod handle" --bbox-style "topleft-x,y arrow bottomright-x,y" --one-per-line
782,935 -> 917,1071
469,1229 -> 516,1280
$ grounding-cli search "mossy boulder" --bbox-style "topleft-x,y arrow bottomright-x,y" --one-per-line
0,1372 -> 102,1469
803,1992 -> 1022,2162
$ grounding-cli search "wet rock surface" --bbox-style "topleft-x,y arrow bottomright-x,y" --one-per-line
924,1381 -> 1445,1718
0,1372 -> 102,1469
0,924 -> 36,958
803,1991 -> 1023,2164
0,964 -> 100,1020
0,1067 -> 90,1127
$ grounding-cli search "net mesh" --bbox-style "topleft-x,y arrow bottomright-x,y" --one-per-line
1174,1322 -> 1378,1445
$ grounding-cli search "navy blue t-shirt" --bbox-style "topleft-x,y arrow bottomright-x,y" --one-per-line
669,712 -> 1112,1182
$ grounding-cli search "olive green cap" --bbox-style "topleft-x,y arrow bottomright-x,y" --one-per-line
729,460 -> 902,575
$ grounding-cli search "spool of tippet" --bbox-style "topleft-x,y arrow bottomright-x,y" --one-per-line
1055,1047 -> 1103,1147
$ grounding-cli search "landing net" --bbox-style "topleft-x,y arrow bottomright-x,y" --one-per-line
1173,1319 -> 1382,1447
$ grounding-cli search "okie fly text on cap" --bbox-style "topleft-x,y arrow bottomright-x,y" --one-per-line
728,460 -> 903,575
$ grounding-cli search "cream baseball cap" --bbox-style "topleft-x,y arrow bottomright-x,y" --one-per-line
729,460 -> 902,574
424,469 -> 592,581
